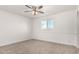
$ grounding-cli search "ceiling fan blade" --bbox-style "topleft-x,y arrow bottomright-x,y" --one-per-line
38,11 -> 44,14
38,6 -> 43,9
25,5 -> 32,9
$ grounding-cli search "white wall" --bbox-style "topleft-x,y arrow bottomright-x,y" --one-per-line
32,10 -> 77,46
0,10 -> 32,46
77,7 -> 79,47
0,8 -> 77,47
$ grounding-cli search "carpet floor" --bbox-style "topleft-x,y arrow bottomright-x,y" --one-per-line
0,39 -> 78,54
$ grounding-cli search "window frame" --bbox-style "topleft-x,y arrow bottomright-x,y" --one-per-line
41,19 -> 55,30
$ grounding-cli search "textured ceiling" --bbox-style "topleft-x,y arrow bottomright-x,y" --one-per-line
0,5 -> 77,19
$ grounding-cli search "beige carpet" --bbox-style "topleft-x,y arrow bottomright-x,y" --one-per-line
0,39 -> 78,54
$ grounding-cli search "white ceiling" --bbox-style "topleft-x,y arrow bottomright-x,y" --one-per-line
0,5 -> 77,19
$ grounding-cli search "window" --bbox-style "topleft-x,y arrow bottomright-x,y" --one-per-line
41,20 -> 55,29
47,20 -> 54,29
41,20 -> 47,29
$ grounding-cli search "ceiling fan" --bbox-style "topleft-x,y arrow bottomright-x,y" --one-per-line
24,5 -> 44,15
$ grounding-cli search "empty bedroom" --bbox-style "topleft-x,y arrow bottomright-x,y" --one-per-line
0,5 -> 78,54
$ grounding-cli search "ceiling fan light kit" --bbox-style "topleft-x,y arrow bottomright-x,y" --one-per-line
24,5 -> 44,15
32,11 -> 38,15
